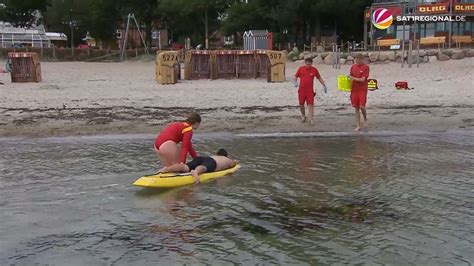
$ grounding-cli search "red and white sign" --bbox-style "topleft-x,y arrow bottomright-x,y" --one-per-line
453,3 -> 474,13
416,3 -> 449,15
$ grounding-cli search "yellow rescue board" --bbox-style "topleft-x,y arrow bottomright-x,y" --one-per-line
133,164 -> 241,188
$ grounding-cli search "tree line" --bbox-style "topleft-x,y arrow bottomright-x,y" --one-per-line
0,0 -> 370,48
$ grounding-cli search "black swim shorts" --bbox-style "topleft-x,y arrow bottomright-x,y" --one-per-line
186,156 -> 217,172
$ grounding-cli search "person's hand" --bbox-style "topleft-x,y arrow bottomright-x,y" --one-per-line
323,85 -> 328,94
293,79 -> 298,88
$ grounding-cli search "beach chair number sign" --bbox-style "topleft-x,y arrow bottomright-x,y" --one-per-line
266,51 -> 286,83
156,51 -> 179,84
162,54 -> 176,62
269,53 -> 283,60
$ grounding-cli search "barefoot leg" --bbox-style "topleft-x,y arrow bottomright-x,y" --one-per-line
299,105 -> 306,122
354,107 -> 361,131
191,166 -> 207,184
361,108 -> 368,129
308,104 -> 314,125
161,163 -> 190,174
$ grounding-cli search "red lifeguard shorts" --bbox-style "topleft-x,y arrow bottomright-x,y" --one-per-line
350,90 -> 367,108
298,90 -> 315,105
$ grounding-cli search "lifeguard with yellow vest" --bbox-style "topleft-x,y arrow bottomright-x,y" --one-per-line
154,113 -> 201,167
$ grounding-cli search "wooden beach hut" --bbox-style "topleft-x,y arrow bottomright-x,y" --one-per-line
8,52 -> 42,83
243,30 -> 271,50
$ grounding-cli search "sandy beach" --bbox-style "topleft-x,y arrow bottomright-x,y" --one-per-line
0,58 -> 473,137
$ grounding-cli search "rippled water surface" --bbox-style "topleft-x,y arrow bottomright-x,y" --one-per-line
1,131 -> 473,265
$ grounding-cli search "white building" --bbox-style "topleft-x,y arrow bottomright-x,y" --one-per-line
0,22 -> 66,48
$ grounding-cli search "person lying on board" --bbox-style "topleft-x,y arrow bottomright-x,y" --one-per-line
159,148 -> 239,184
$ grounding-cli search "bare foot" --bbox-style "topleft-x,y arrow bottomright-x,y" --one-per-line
309,119 -> 314,125
353,127 -> 361,131
301,116 -> 307,123
157,167 -> 167,173
363,120 -> 369,129
191,170 -> 200,184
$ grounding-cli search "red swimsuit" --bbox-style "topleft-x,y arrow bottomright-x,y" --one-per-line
295,66 -> 321,105
350,64 -> 370,108
154,122 -> 197,163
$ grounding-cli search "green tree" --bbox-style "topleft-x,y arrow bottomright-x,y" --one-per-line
161,0 -> 230,48
222,0 -> 370,46
45,0 -> 122,47
0,0 -> 49,27
44,0 -> 94,47
88,0 -> 121,43
119,0 -> 162,48
36,0 -> 370,49
221,0 -> 297,44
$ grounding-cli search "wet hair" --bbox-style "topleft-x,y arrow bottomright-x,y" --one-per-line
216,148 -> 228,157
304,57 -> 313,63
355,53 -> 364,59
185,112 -> 201,124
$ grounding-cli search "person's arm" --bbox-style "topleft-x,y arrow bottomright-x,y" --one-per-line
225,158 -> 239,169
350,66 -> 369,82
180,130 -> 197,163
351,76 -> 366,82
349,66 -> 359,81
364,66 -> 370,83
318,77 -> 326,87
315,69 -> 327,93
293,68 -> 301,86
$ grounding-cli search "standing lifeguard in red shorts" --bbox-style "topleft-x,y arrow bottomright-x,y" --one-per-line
349,54 -> 370,131
293,58 -> 327,125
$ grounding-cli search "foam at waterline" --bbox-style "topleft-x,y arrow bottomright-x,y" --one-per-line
236,129 -> 474,138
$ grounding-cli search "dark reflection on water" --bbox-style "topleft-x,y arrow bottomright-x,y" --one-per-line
1,132 -> 473,265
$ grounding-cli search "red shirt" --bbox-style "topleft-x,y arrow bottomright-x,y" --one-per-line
295,66 -> 321,92
154,122 -> 197,163
350,64 -> 370,91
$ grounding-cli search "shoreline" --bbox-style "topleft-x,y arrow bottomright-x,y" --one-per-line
1,104 -> 473,138
1,59 -> 473,138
